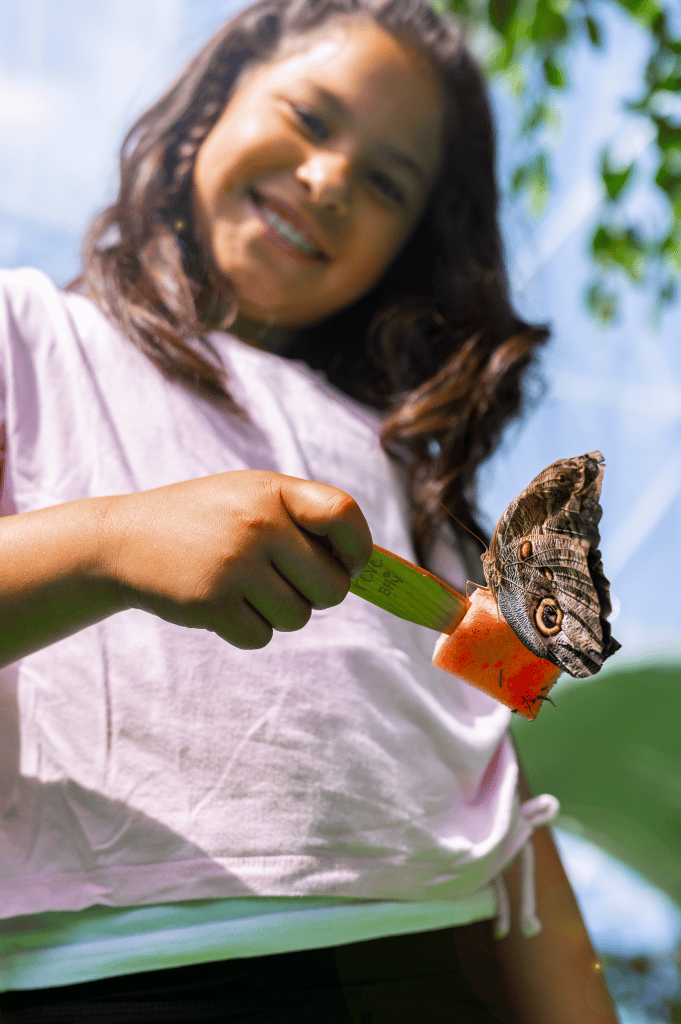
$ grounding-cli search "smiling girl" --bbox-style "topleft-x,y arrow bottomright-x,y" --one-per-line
0,1 -> 618,1021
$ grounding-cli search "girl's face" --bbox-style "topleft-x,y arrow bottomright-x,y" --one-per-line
191,17 -> 444,343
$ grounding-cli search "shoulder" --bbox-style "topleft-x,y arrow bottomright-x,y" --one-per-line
0,267 -> 114,356
0,266 -> 65,316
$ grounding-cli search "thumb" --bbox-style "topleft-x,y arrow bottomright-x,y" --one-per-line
278,477 -> 373,579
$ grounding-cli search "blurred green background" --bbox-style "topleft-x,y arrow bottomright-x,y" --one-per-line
512,663 -> 681,906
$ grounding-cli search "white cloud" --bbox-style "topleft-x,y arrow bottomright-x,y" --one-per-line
0,73 -> 63,129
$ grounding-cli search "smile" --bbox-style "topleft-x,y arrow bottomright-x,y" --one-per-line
250,191 -> 327,260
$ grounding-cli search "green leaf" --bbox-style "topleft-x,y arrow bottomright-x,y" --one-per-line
488,0 -> 518,33
600,150 -> 635,200
655,118 -> 681,150
586,281 -> 618,325
510,159 -> 532,194
488,36 -> 517,73
654,164 -> 681,215
520,100 -> 550,134
659,278 -> 677,303
592,225 -> 647,281
529,2 -> 569,42
646,50 -> 679,89
614,0 -> 664,31
662,227 -> 681,272
441,0 -> 681,329
585,14 -> 603,47
655,74 -> 681,93
659,148 -> 679,174
543,55 -> 567,88
510,151 -> 550,213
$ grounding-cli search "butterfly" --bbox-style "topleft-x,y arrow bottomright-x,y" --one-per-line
481,450 -> 621,678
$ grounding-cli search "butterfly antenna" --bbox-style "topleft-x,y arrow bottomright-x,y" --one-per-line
439,504 -> 488,553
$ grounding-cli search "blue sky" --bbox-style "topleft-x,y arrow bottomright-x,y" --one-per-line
1,0 -> 680,666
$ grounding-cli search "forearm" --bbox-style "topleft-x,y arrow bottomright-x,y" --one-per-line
0,471 -> 373,665
454,749 -> 620,1023
0,497 -> 123,667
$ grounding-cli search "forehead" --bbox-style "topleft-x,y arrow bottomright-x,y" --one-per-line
242,18 -> 444,174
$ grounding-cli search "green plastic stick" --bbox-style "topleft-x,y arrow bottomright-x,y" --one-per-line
349,545 -> 468,634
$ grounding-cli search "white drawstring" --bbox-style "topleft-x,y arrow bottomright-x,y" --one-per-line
493,793 -> 560,939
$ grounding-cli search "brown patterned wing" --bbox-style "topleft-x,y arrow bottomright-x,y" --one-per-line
481,451 -> 621,678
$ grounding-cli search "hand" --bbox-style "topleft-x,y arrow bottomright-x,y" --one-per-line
104,470 -> 373,649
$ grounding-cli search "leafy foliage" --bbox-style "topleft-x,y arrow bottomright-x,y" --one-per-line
442,0 -> 681,324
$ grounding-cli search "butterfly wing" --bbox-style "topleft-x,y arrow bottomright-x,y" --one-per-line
482,451 -> 621,678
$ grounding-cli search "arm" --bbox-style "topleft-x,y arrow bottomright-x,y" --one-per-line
0,494 -> 124,667
0,470 -> 372,668
453,742 -> 620,1023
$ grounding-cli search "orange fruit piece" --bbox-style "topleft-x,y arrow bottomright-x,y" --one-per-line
432,587 -> 562,721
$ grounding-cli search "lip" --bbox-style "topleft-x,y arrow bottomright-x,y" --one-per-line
249,189 -> 330,261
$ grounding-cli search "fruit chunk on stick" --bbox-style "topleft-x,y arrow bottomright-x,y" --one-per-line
432,587 -> 562,721
350,546 -> 561,721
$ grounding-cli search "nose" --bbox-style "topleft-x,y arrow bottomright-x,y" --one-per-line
296,151 -> 351,213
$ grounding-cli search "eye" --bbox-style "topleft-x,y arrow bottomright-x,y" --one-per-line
534,597 -> 563,636
367,169 -> 405,205
293,106 -> 329,141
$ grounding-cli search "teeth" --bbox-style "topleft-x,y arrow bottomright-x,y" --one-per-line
261,207 -> 319,255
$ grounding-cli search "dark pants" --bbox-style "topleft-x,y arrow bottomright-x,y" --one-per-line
0,924 -> 505,1022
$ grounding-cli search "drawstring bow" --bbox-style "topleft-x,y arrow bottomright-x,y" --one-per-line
492,793 -> 560,939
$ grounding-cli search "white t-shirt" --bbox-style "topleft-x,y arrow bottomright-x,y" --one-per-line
0,268 -> 533,920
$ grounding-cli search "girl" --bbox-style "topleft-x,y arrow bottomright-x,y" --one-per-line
0,0 -> 618,1020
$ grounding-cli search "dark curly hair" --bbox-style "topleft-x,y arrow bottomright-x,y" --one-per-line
70,0 -> 549,566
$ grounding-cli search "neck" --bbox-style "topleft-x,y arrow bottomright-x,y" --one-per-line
229,314 -> 291,353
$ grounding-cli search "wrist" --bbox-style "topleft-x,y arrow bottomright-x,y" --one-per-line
87,492 -> 146,616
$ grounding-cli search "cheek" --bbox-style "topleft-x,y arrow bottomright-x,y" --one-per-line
195,107 -> 293,208
343,213 -> 412,289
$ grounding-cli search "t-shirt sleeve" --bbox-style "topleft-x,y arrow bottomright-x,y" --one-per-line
0,276 -> 7,427
0,266 -> 68,426
0,267 -> 63,514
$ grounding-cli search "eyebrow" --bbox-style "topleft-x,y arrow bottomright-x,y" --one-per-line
306,82 -> 429,185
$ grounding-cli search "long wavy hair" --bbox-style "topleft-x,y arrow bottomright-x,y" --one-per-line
71,0 -> 549,566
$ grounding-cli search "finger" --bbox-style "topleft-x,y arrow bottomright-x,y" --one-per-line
193,599 -> 274,650
245,565 -> 314,632
278,477 -> 373,578
270,538 -> 351,610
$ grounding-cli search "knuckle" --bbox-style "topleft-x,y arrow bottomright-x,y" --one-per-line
325,490 -> 356,520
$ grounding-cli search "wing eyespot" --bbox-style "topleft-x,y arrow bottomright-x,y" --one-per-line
518,540 -> 533,560
535,597 -> 563,636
